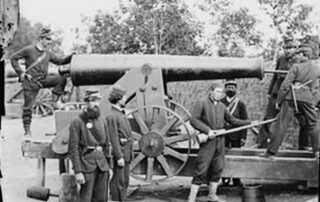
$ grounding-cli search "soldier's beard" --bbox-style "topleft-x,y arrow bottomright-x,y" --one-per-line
85,106 -> 101,119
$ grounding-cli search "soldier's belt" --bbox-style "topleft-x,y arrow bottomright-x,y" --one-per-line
86,146 -> 103,152
120,138 -> 132,144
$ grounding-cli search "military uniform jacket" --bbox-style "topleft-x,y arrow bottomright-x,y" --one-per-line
10,44 -> 72,90
68,113 -> 111,174
106,106 -> 133,163
190,96 -> 251,134
277,61 -> 319,105
221,97 -> 248,141
268,54 -> 291,98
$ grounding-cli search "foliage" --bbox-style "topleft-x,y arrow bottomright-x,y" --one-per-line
198,0 -> 262,57
86,0 -> 204,55
7,16 -> 65,56
259,0 -> 313,36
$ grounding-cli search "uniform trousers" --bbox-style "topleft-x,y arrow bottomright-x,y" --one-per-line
267,100 -> 320,154
223,136 -> 241,185
110,161 -> 130,201
258,96 -> 310,149
22,74 -> 66,124
192,137 -> 225,185
80,168 -> 109,202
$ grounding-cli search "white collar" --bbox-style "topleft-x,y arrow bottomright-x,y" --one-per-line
112,104 -> 123,112
35,43 -> 45,52
226,96 -> 235,103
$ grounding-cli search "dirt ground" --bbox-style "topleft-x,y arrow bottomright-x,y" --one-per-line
0,113 -> 318,202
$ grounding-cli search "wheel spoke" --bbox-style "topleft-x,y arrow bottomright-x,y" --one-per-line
146,157 -> 154,182
163,147 -> 188,162
39,105 -> 48,116
156,155 -> 173,177
130,153 -> 145,171
42,103 -> 53,110
165,133 -> 189,145
35,105 -> 40,115
132,131 -> 142,141
132,111 -> 149,135
159,117 -> 179,136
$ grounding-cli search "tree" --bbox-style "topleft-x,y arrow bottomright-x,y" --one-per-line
86,0 -> 204,55
258,0 -> 314,60
7,16 -> 65,56
197,0 -> 262,57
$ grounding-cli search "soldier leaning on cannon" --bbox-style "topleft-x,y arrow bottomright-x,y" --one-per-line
188,82 -> 258,202
68,89 -> 112,202
105,85 -> 133,202
260,42 -> 320,159
220,79 -> 248,186
10,27 -> 74,140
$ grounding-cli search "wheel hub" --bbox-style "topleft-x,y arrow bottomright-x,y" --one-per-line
139,131 -> 165,157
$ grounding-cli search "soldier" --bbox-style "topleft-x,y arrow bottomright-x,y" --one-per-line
188,82 -> 255,202
10,27 -> 74,140
106,85 -> 133,202
220,79 -> 248,186
257,35 -> 298,148
68,89 -> 112,202
260,43 -> 320,159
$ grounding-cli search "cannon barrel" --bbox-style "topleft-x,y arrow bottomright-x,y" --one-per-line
70,54 -> 264,86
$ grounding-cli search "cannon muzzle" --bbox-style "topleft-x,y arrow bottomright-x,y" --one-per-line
69,54 -> 264,86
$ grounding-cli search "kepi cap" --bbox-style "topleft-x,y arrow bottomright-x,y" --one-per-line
109,84 -> 126,98
39,27 -> 53,40
84,88 -> 102,101
224,79 -> 237,87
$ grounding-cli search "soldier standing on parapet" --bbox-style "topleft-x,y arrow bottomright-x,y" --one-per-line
260,41 -> 320,159
10,27 -> 74,140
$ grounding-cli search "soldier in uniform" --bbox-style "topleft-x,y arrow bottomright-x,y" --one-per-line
260,43 -> 320,159
68,89 -> 112,202
188,82 -> 254,202
106,85 -> 133,202
257,35 -> 299,148
10,27 -> 74,139
220,79 -> 248,186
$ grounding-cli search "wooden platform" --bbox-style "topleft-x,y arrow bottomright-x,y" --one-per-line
21,140 -> 319,188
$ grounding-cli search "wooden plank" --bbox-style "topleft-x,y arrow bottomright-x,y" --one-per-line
21,140 -> 66,159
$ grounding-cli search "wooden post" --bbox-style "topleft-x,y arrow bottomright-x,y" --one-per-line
36,158 -> 46,187
59,173 -> 79,202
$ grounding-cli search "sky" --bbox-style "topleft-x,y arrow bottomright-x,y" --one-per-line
20,0 -> 320,52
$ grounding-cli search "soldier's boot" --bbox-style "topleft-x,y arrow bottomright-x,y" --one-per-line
23,124 -> 31,141
188,184 -> 199,202
207,182 -> 225,202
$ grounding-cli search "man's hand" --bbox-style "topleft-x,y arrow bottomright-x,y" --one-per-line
117,157 -> 125,167
208,129 -> 226,139
275,102 -> 280,111
75,172 -> 85,184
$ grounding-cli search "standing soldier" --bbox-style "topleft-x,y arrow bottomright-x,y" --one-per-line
68,89 -> 112,202
10,27 -> 74,140
188,82 -> 254,202
220,79 -> 248,186
257,35 -> 299,148
260,43 -> 320,159
106,85 -> 133,202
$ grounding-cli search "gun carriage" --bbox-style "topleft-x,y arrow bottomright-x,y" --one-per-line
21,54 -> 318,199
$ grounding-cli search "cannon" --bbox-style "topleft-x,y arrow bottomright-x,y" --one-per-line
21,54 -> 318,188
